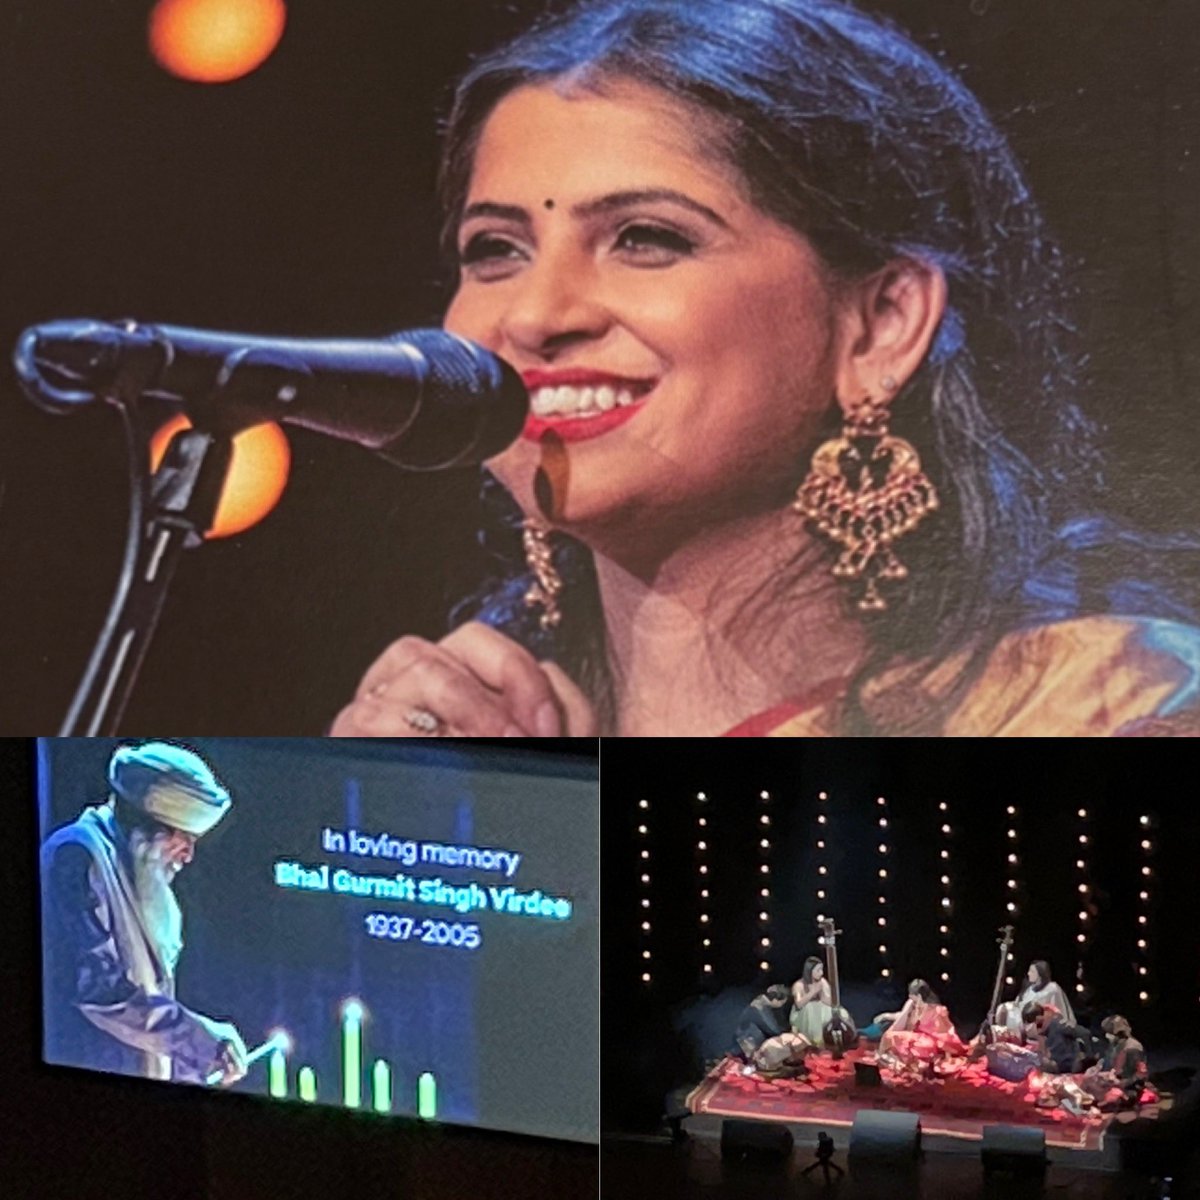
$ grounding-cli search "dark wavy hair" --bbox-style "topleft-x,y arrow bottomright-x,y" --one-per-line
442,0 -> 1197,730
907,978 -> 937,1004
1020,1001 -> 1046,1025
1101,1014 -> 1131,1040
801,956 -> 825,987
1019,959 -> 1053,996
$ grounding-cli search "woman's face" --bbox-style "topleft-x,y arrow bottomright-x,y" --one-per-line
1027,965 -> 1039,985
444,80 -> 846,558
811,963 -> 824,983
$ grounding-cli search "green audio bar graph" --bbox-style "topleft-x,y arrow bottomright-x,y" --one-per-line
252,1000 -> 437,1120
372,1059 -> 392,1113
269,1048 -> 287,1098
342,999 -> 363,1108
418,1072 -> 437,1120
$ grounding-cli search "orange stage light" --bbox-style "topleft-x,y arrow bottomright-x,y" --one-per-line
149,0 -> 287,84
150,414 -> 291,538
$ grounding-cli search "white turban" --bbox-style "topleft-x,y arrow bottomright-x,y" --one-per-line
108,742 -> 232,836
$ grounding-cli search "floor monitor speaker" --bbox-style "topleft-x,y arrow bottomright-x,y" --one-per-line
719,1119 -> 793,1162
848,1109 -> 921,1163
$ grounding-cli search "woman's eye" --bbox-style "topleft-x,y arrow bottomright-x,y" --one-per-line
613,223 -> 696,263
459,234 -> 525,277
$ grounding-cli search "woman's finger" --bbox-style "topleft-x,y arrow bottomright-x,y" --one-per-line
355,635 -> 439,702
336,623 -> 597,738
338,643 -> 529,737
540,661 -> 599,736
438,622 -> 567,737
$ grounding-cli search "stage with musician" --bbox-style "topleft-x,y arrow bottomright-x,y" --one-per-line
601,741 -> 1200,1189
687,922 -> 1158,1158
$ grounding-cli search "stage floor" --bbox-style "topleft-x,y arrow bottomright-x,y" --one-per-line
602,1133 -> 1188,1200
685,1049 -> 1168,1160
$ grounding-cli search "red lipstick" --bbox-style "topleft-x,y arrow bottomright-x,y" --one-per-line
519,369 -> 655,444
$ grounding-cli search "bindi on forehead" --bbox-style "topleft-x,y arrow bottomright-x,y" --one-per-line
544,198 -> 555,210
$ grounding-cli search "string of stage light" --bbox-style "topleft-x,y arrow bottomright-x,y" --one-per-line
638,798 -> 652,986
872,798 -> 888,948
937,801 -> 952,985
876,795 -> 890,980
1075,806 -> 1091,1000
697,791 -> 712,977
759,790 -> 772,974
814,790 -> 829,926
1138,812 -> 1154,1006
1004,802 -> 1021,987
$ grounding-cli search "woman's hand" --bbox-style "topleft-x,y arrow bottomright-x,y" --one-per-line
330,621 -> 597,738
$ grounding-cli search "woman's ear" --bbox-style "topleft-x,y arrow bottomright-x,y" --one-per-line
833,257 -> 948,408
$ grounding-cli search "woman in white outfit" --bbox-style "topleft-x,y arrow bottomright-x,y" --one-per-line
790,956 -> 853,1044
995,960 -> 1077,1032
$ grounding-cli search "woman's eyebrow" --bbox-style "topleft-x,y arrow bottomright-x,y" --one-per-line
460,200 -> 532,226
572,189 -> 729,228
460,190 -> 729,229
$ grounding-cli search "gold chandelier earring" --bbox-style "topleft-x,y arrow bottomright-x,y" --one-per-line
522,517 -> 564,630
793,376 -> 938,612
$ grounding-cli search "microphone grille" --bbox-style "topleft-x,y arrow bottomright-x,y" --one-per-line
383,330 -> 527,469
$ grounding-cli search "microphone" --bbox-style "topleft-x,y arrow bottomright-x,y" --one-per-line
13,318 -> 528,469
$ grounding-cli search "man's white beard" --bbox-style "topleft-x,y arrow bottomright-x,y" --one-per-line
130,831 -> 184,974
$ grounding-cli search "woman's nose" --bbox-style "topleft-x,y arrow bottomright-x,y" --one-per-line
500,248 -> 610,359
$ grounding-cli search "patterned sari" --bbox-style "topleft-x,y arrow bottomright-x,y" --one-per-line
876,999 -> 967,1078
724,616 -> 1200,736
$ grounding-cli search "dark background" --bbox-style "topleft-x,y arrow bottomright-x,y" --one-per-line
1,0 -> 1198,733
4,737 -> 599,1200
600,739 -> 1200,1132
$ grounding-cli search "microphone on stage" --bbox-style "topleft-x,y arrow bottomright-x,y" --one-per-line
13,318 -> 528,470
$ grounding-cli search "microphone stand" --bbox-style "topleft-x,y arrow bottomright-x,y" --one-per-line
58,384 -> 236,734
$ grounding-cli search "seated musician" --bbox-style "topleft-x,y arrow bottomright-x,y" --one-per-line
995,961 -> 1077,1033
1023,1002 -> 1087,1074
734,984 -> 792,1060
1101,1016 -> 1144,1077
751,1031 -> 814,1079
1090,1014 -> 1148,1104
981,998 -> 1081,1088
863,977 -> 936,1040
734,984 -> 813,1078
876,979 -> 966,1076
790,957 -> 854,1044
1029,1012 -> 1151,1115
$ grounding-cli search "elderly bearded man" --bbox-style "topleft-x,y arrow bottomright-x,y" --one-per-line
41,742 -> 248,1086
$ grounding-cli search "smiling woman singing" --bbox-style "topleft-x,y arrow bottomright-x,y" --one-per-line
331,0 -> 1200,738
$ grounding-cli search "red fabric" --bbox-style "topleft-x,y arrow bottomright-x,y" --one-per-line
721,679 -> 849,737
722,701 -> 807,738
688,1051 -> 1113,1151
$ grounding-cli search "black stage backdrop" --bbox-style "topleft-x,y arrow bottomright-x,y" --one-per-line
2,0 -> 1199,732
600,740 -> 1200,1132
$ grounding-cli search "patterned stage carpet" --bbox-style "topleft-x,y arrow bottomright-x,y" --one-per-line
686,1049 -> 1115,1152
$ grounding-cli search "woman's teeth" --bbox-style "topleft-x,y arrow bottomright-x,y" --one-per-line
530,384 -> 639,418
